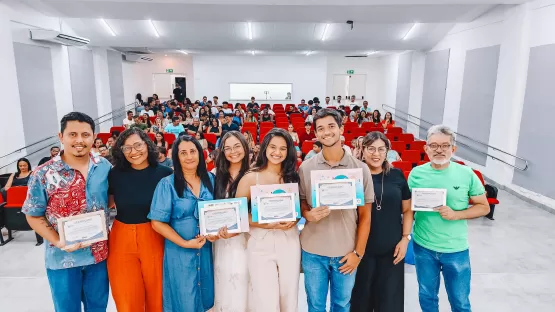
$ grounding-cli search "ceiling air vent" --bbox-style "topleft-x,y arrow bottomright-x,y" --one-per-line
345,55 -> 367,58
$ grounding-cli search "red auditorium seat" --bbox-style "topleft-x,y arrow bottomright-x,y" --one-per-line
110,126 -> 125,135
386,133 -> 399,142
260,122 -> 274,130
164,133 -> 176,148
149,116 -> 156,123
391,141 -> 407,153
404,171 -> 411,180
369,127 -> 384,133
302,144 -> 313,155
243,122 -> 257,128
303,141 -> 315,149
388,127 -> 403,134
3,187 -> 41,245
417,161 -> 429,166
204,133 -> 217,145
472,170 -> 500,205
261,104 -> 270,109
398,133 -> 415,143
327,106 -> 336,109
392,161 -> 413,172
240,104 -> 246,111
96,133 -> 111,144
400,150 -> 421,165
454,160 -> 466,165
276,122 -> 289,130
409,141 -> 426,151
285,104 -> 296,111
273,104 -> 284,110
344,123 -> 358,134
147,133 -> 155,141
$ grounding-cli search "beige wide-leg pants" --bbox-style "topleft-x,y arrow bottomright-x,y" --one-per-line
247,227 -> 301,312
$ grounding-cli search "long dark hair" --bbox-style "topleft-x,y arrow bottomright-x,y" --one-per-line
214,131 -> 250,199
252,128 -> 299,183
384,111 -> 393,123
16,158 -> 32,177
112,128 -> 159,170
172,135 -> 214,198
372,110 -> 381,123
155,132 -> 166,146
362,131 -> 391,174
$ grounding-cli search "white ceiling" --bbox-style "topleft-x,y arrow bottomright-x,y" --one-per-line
19,0 -> 529,55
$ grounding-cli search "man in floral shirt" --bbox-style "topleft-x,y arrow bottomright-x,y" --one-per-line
23,112 -> 112,311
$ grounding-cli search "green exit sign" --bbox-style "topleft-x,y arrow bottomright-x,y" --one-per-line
166,69 -> 174,73
347,70 -> 355,74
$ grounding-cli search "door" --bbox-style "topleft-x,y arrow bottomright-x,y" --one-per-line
332,74 -> 367,101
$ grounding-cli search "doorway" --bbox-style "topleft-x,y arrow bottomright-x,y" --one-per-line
332,74 -> 366,101
152,73 -> 186,101
173,76 -> 186,100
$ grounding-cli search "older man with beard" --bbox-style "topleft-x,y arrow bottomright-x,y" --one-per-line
408,125 -> 489,312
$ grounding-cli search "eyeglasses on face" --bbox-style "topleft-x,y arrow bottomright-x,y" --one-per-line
223,145 -> 243,154
365,146 -> 388,154
121,141 -> 146,154
427,143 -> 452,151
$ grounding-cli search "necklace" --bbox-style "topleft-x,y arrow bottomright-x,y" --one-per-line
374,171 -> 385,211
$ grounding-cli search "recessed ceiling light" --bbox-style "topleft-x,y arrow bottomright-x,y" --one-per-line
366,51 -> 379,56
148,19 -> 160,37
403,23 -> 418,40
251,50 -> 256,56
247,22 -> 253,40
164,54 -> 167,57
99,18 -> 116,36
178,50 -> 188,55
321,24 -> 330,41
306,51 -> 314,56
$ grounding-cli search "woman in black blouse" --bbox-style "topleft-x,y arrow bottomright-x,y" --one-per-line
107,128 -> 172,312
351,131 -> 413,312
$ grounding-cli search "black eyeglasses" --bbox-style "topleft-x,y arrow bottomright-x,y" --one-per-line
427,143 -> 452,151
121,141 -> 146,154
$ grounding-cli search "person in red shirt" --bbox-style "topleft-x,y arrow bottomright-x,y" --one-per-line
381,111 -> 396,129
299,122 -> 315,147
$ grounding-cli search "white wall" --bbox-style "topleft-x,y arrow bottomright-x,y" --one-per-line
400,0 -> 555,209
122,54 -> 194,104
193,55 -> 326,105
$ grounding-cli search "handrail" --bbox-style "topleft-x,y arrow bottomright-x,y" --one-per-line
0,103 -> 136,171
0,103 -> 135,160
382,104 -> 529,171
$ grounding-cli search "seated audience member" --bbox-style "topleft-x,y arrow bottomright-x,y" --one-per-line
187,118 -> 201,135
304,141 -> 322,161
195,132 -> 209,151
142,113 -> 153,128
123,110 -> 135,128
154,132 -> 168,149
250,144 -> 260,164
305,108 -> 317,124
382,112 -> 396,129
208,118 -> 222,137
341,135 -> 353,155
232,110 -> 244,126
260,108 -> 273,122
183,110 -> 194,126
351,136 -> 364,160
39,146 -> 61,166
92,138 -> 104,156
287,124 -> 301,150
322,96 -> 331,108
357,111 -> 370,126
143,105 -> 154,117
245,110 -> 258,124
244,130 -> 255,150
300,101 -> 311,114
361,100 -> 370,112
215,130 -> 228,149
299,122 -> 315,146
222,102 -> 233,114
212,96 -> 219,106
98,145 -> 113,163
150,117 -> 165,134
350,106 -> 360,122
106,137 -> 115,151
111,131 -> 121,140
222,114 -> 240,132
286,105 -> 298,116
247,96 -> 258,110
157,146 -> 173,168
164,116 -> 186,138
371,110 -> 382,125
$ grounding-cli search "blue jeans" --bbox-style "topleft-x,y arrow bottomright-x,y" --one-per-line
413,242 -> 471,312
301,249 -> 357,312
46,260 -> 109,312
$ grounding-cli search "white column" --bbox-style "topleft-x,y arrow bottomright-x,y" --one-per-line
51,45 -> 74,121
92,47 -> 113,132
407,51 -> 426,138
0,3 -> 26,170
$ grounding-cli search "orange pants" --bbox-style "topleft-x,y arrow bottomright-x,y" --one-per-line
107,220 -> 164,312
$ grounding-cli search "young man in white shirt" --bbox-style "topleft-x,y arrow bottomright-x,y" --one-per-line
221,102 -> 233,115
122,111 -> 135,128
348,95 -> 359,108
335,95 -> 342,105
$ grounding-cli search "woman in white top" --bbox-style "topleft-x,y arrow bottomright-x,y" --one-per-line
305,107 -> 317,124
235,128 -> 301,312
287,124 -> 300,149
91,138 -> 103,156
210,131 -> 253,312
183,110 -> 194,126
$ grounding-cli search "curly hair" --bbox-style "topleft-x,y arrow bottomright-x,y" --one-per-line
252,128 -> 299,183
111,128 -> 160,170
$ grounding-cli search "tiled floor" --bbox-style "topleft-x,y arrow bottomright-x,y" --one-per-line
1,189 -> 554,311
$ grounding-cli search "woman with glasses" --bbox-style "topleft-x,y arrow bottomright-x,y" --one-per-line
235,128 -> 300,312
148,135 -> 216,312
211,131 -> 253,311
351,131 -> 413,312
107,128 -> 173,311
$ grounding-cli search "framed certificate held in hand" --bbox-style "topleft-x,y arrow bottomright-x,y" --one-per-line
250,183 -> 301,224
57,210 -> 108,248
198,198 -> 250,235
315,179 -> 357,210
411,188 -> 447,212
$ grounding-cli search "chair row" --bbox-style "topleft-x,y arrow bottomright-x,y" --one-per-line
0,187 -> 41,246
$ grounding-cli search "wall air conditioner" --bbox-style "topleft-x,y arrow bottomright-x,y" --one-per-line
29,29 -> 90,46
123,54 -> 154,62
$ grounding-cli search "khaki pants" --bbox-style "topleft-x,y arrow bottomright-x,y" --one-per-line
247,227 -> 301,312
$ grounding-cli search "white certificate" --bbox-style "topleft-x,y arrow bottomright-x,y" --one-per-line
411,188 -> 447,211
57,210 -> 108,248
257,193 -> 296,224
200,201 -> 241,235
315,179 -> 357,210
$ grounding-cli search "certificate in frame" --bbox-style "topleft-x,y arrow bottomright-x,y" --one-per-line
250,183 -> 300,223
314,179 -> 357,210
57,210 -> 108,248
198,197 -> 249,235
257,193 -> 297,224
411,188 -> 447,212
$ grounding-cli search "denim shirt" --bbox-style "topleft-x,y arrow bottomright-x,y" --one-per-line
22,153 -> 111,270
